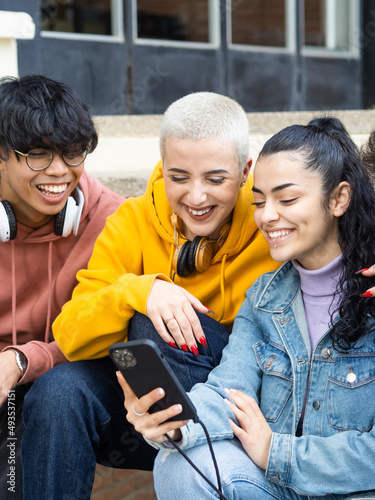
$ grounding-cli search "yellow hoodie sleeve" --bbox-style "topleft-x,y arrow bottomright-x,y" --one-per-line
53,210 -> 172,361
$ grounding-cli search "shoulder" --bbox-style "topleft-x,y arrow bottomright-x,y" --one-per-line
105,193 -> 148,237
245,261 -> 299,306
80,171 -> 125,216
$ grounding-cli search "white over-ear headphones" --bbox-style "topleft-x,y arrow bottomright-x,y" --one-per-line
0,186 -> 84,242
53,186 -> 84,238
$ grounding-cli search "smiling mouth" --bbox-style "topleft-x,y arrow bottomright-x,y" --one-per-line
185,205 -> 215,222
188,206 -> 214,216
37,183 -> 68,197
267,229 -> 293,241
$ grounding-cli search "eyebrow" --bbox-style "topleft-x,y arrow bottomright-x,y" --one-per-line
252,183 -> 297,194
167,168 -> 229,174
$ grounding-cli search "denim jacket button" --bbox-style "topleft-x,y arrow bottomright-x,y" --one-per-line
346,367 -> 357,383
313,400 -> 320,410
321,348 -> 331,358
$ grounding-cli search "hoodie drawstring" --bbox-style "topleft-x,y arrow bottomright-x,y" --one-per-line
45,241 -> 53,343
168,242 -> 228,323
168,243 -> 176,282
10,240 -> 53,346
217,254 -> 228,323
11,241 -> 17,346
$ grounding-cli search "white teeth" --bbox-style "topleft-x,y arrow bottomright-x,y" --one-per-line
268,230 -> 292,241
38,184 -> 67,194
189,207 -> 212,216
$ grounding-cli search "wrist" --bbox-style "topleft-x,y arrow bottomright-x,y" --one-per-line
168,429 -> 182,442
10,349 -> 28,380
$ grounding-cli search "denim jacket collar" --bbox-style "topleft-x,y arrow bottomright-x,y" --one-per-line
255,261 -> 300,313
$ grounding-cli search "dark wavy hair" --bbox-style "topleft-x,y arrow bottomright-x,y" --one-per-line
361,128 -> 375,186
0,74 -> 98,160
258,116 -> 375,350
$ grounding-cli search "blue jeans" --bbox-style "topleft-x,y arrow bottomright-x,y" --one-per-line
128,311 -> 230,391
154,439 -> 375,500
0,384 -> 31,500
22,312 -> 230,500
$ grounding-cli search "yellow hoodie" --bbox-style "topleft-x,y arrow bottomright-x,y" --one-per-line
53,162 -> 279,360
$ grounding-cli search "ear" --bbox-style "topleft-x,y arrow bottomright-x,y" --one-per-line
241,158 -> 252,184
331,182 -> 351,217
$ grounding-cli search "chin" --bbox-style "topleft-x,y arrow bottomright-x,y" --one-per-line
270,249 -> 290,263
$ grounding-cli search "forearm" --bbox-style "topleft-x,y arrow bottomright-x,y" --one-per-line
53,273 -> 171,360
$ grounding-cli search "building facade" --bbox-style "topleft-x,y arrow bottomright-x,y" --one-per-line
1,0 -> 375,115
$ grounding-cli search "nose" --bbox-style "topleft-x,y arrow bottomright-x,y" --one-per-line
45,154 -> 70,176
260,200 -> 280,224
186,181 -> 208,206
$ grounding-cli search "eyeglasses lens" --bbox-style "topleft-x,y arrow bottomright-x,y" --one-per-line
26,148 -> 86,170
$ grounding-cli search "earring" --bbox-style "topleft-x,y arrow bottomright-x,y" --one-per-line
241,182 -> 245,187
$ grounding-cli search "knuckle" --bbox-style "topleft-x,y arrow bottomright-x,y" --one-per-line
189,316 -> 201,329
126,413 -> 135,425
178,318 -> 190,331
133,423 -> 142,434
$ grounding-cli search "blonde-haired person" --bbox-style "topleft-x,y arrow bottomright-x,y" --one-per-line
22,92 -> 278,499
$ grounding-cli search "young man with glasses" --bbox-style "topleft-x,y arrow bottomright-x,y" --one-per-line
0,74 -> 124,500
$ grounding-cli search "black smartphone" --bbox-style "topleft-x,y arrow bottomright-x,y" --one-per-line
109,339 -> 198,423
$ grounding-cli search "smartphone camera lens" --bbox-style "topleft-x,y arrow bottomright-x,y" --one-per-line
113,349 -> 137,368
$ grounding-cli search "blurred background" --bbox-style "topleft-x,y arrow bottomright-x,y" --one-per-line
1,0 -> 375,115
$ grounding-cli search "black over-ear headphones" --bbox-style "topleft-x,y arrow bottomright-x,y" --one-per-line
0,186 -> 84,242
171,214 -> 229,278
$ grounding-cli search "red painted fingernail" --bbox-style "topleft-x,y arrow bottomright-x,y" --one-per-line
199,336 -> 207,349
360,290 -> 373,297
355,268 -> 369,274
169,342 -> 177,349
180,344 -> 189,352
190,345 -> 199,357
204,307 -> 215,315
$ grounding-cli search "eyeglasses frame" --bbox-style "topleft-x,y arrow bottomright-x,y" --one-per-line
14,149 -> 88,171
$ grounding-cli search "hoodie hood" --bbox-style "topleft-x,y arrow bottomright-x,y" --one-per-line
144,160 -> 261,260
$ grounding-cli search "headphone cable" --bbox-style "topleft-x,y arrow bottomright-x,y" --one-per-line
164,418 -> 228,500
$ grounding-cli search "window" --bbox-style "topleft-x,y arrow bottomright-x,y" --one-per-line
304,0 -> 356,52
228,0 -> 358,55
304,0 -> 325,46
230,0 -> 286,48
41,0 -> 121,37
136,0 -> 213,43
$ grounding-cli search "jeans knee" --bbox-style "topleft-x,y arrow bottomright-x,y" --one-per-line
153,450 -> 195,496
23,362 -> 94,425
128,312 -> 159,343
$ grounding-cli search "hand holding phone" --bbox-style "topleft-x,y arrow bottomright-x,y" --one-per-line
112,341 -> 227,499
110,339 -> 198,423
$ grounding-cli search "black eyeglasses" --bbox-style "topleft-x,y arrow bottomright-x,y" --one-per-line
14,148 -> 87,171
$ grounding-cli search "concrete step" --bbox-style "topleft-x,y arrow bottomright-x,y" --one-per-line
86,110 -> 375,179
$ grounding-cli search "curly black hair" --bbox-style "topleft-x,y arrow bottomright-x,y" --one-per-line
0,74 -> 98,159
361,128 -> 375,186
258,116 -> 375,351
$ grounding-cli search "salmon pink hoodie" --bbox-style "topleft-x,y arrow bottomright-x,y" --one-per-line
0,170 -> 124,383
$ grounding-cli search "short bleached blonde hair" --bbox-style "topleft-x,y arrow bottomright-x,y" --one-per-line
159,92 -> 250,168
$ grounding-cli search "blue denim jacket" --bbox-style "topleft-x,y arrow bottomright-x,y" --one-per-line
157,261 -> 375,497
